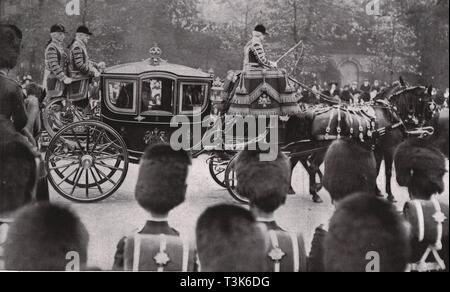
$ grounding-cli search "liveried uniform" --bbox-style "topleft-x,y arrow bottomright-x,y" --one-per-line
113,221 -> 196,272
243,38 -> 271,70
69,39 -> 99,78
43,40 -> 69,96
0,72 -> 27,131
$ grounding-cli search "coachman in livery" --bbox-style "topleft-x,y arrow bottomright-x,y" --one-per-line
227,25 -> 300,117
43,24 -> 71,98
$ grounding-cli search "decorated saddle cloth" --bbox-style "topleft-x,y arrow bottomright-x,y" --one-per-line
227,69 -> 301,117
123,233 -> 196,272
309,105 -> 377,142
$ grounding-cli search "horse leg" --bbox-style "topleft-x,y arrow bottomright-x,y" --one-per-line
384,150 -> 397,203
289,157 -> 299,195
374,148 -> 384,197
308,154 -> 324,204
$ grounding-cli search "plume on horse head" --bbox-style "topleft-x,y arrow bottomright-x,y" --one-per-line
0,24 -> 23,69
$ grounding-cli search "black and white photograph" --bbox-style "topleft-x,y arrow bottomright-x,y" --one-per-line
0,0 -> 449,277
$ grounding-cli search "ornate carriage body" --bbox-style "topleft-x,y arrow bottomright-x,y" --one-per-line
45,48 -> 214,203
100,57 -> 212,162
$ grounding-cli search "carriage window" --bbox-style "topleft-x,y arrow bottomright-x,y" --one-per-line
141,78 -> 174,114
107,80 -> 136,111
181,84 -> 207,113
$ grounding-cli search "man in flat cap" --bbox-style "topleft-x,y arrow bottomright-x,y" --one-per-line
43,24 -> 72,98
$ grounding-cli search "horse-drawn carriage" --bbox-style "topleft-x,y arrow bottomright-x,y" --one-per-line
43,46 -> 440,204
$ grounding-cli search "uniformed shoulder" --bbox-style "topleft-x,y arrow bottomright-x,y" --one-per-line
0,75 -> 22,90
251,39 -> 264,48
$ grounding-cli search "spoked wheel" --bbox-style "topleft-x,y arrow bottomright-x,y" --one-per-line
224,153 -> 249,205
208,152 -> 235,188
45,121 -> 129,203
42,98 -> 91,138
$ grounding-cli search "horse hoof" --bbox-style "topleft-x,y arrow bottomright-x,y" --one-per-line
387,196 -> 397,203
288,187 -> 296,195
315,183 -> 323,192
312,195 -> 323,204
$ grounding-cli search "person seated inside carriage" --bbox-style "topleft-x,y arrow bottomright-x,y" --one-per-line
113,144 -> 195,272
235,149 -> 307,272
227,25 -> 301,117
308,139 -> 378,272
394,139 -> 449,272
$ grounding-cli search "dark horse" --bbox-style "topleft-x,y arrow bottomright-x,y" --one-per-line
288,84 -> 434,203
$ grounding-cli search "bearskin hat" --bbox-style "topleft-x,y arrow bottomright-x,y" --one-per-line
323,139 -> 377,202
135,144 -> 191,215
324,193 -> 411,272
394,138 -> 447,199
196,204 -> 268,272
4,203 -> 89,271
0,24 -> 22,69
0,140 -> 36,215
235,150 -> 291,213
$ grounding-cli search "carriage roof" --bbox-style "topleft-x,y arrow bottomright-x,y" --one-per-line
104,60 -> 212,79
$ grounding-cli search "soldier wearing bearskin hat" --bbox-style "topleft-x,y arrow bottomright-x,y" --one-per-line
324,193 -> 411,272
3,204 -> 89,271
235,149 -> 307,272
196,204 -> 268,272
43,24 -> 72,98
395,138 -> 449,272
113,144 -> 195,272
308,139 -> 378,272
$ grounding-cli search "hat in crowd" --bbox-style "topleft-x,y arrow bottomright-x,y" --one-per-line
324,193 -> 411,272
323,139 -> 377,202
3,204 -> 89,271
394,138 -> 447,199
0,140 -> 36,215
254,24 -> 268,35
76,25 -> 93,36
196,204 -> 268,272
329,81 -> 339,87
135,144 -> 191,215
235,149 -> 290,213
0,24 -> 22,69
50,24 -> 66,34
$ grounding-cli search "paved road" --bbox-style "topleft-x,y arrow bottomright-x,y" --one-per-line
50,156 -> 449,270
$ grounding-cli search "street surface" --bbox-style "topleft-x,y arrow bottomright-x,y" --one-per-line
50,155 -> 449,270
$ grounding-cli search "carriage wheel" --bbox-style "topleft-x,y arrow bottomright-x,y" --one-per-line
208,152 -> 235,188
45,121 -> 129,203
42,98 -> 90,138
224,153 -> 249,205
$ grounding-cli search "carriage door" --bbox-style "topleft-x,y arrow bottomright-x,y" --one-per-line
339,61 -> 359,86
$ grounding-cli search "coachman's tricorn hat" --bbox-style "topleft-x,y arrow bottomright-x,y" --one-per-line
254,24 -> 268,35
76,25 -> 93,36
50,24 -> 66,34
